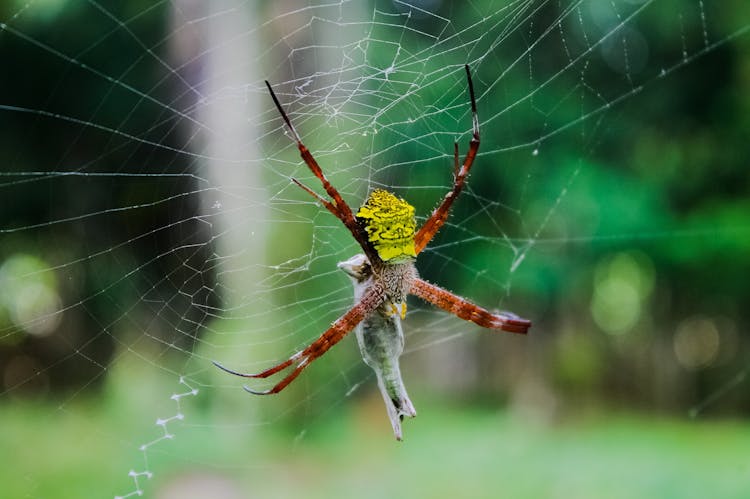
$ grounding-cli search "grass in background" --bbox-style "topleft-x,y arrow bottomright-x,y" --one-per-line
3,385 -> 749,499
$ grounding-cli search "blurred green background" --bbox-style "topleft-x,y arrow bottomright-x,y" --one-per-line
1,1 -> 749,498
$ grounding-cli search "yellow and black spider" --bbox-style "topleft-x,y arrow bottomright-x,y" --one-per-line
215,66 -> 531,423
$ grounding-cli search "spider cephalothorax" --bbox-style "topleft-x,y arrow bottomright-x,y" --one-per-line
214,65 -> 531,439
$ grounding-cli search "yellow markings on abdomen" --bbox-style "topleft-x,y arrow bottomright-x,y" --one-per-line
356,189 -> 417,262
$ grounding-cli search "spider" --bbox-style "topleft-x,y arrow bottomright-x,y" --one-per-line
214,65 -> 531,401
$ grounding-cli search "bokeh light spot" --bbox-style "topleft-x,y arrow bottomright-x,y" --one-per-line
590,251 -> 654,335
0,253 -> 62,337
673,317 -> 720,369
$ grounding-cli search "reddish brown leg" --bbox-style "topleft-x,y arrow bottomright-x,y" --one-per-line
410,278 -> 530,334
265,81 -> 381,266
214,283 -> 386,394
414,64 -> 480,254
453,141 -> 460,179
291,177 -> 340,217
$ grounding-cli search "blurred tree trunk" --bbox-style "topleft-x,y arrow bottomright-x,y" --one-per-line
169,1 -> 268,380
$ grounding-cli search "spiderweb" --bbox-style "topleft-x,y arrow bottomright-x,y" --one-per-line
1,0 -> 748,497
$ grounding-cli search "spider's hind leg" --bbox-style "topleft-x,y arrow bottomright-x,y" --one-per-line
413,64 -> 480,254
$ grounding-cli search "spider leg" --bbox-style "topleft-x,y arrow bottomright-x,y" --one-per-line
213,283 -> 386,395
410,277 -> 530,334
213,357 -> 293,380
266,80 -> 382,266
291,177 -> 341,217
414,64 -> 479,254
453,141 -> 460,179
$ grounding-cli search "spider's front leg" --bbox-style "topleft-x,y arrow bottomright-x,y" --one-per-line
410,278 -> 531,334
214,283 -> 386,394
338,254 -> 417,441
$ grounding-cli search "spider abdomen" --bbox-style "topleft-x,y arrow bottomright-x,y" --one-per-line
356,189 -> 417,262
